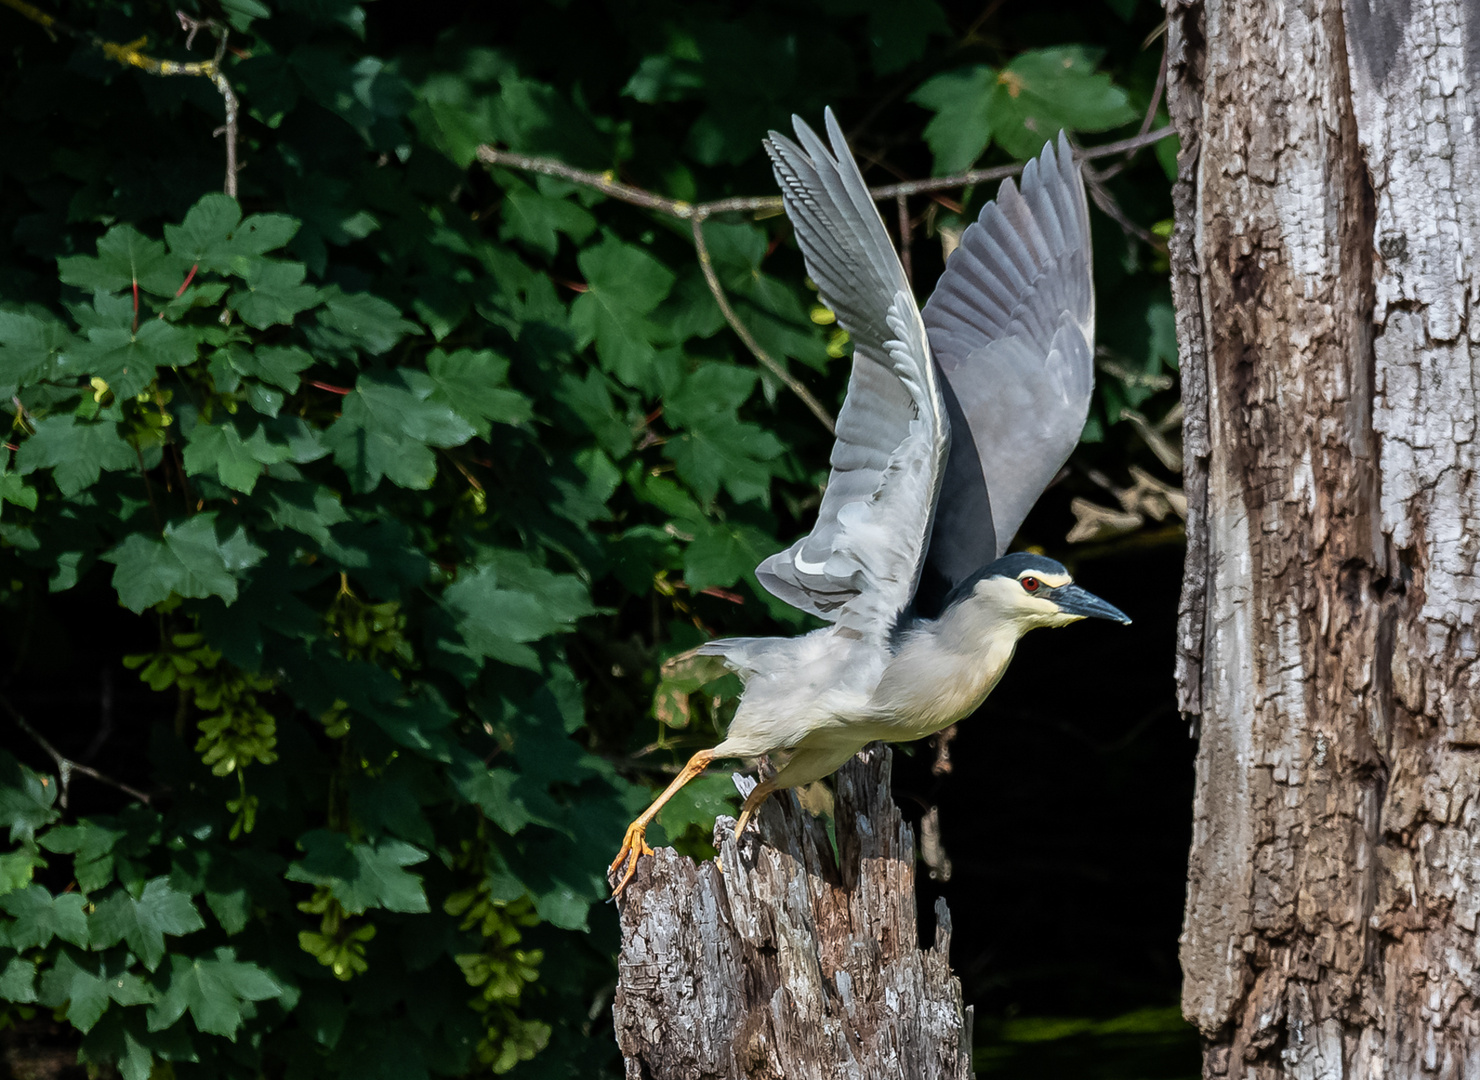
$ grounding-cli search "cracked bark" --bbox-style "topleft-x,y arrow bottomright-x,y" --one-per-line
610,747 -> 973,1079
1169,0 -> 1480,1076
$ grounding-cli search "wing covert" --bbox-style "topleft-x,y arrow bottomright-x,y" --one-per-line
755,110 -> 949,642
920,133 -> 1095,594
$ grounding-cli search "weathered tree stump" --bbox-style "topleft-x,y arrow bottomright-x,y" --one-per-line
611,746 -> 973,1079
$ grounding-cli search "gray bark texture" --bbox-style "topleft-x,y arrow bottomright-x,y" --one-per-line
1169,0 -> 1480,1076
610,747 -> 973,1079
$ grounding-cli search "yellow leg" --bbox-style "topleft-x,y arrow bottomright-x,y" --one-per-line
733,777 -> 778,838
609,749 -> 714,897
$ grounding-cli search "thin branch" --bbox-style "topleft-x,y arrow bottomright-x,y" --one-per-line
0,692 -> 153,808
691,218 -> 836,434
1139,45 -> 1170,141
1095,37 -> 1169,182
1083,164 -> 1166,251
5,0 -> 240,197
478,126 -> 1174,219
854,127 -> 1175,200
474,147 -> 741,219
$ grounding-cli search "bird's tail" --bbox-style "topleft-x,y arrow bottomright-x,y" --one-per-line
683,637 -> 789,683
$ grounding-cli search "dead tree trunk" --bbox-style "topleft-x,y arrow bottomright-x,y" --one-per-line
1168,0 -> 1480,1075
611,747 -> 973,1079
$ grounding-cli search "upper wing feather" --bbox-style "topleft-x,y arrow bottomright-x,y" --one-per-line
755,110 -> 949,642
919,132 -> 1094,596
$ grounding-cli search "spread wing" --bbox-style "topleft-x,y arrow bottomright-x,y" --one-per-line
919,132 -> 1095,596
755,109 -> 949,643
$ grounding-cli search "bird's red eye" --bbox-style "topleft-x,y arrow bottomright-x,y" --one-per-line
1021,576 -> 1040,592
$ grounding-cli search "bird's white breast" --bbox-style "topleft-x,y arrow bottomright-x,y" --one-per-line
865,610 -> 1020,739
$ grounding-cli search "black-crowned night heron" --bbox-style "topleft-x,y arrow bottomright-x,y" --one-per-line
611,110 -> 1129,896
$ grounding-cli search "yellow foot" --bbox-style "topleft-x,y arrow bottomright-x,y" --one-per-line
608,821 -> 654,898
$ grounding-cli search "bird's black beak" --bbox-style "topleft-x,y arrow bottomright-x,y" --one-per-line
1053,583 -> 1131,625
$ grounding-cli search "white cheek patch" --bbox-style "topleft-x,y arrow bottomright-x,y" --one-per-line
1023,594 -> 1065,617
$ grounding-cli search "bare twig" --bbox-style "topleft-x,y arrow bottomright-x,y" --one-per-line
177,12 -> 238,198
5,0 -> 241,197
477,126 -> 1176,430
0,692 -> 153,808
474,147 -> 763,219
1139,46 -> 1170,141
1094,38 -> 1169,182
692,218 -> 836,434
1083,164 -> 1167,251
480,126 -> 1173,215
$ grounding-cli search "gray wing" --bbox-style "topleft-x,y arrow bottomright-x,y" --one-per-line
920,132 -> 1094,590
755,109 -> 949,642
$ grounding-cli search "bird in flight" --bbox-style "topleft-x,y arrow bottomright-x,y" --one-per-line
610,109 -> 1129,897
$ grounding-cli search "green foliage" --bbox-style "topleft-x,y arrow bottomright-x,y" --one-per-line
913,47 -> 1137,171
0,1 -> 1174,1077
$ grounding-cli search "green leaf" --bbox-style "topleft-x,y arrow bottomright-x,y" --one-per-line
228,260 -> 323,328
0,840 -> 46,895
69,318 -> 198,399
440,558 -> 595,671
425,348 -> 533,434
664,418 -> 783,505
991,47 -> 1136,160
554,370 -> 634,458
39,949 -> 153,1033
450,766 -> 554,836
147,947 -> 281,1039
15,413 -> 135,497
1,885 -> 89,949
77,1008 -> 172,1080
911,66 -> 998,174
89,878 -> 206,971
0,955 -> 37,1003
163,193 -> 300,273
39,820 -> 126,892
58,225 -> 190,296
622,52 -> 704,104
0,469 -> 39,513
1147,300 -> 1178,370
683,522 -> 776,591
662,367 -> 783,504
183,420 -> 292,494
0,750 -> 59,842
267,483 -> 349,545
323,369 -> 476,493
499,183 -> 597,258
103,513 -> 266,612
914,49 -> 1136,168
0,309 -> 76,394
220,343 -> 315,392
1004,46 -> 1137,132
286,831 -> 430,914
311,287 -> 419,355
569,237 -> 676,389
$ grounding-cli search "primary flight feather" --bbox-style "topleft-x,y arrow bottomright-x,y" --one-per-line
611,109 -> 1126,897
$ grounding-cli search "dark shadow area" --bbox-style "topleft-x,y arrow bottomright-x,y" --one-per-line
893,515 -> 1197,1076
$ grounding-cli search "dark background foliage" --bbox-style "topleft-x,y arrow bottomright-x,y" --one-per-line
0,0 -> 1192,1077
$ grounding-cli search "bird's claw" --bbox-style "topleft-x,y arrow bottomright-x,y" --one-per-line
608,822 -> 653,898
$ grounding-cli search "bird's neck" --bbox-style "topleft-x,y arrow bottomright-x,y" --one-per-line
929,593 -> 1031,657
